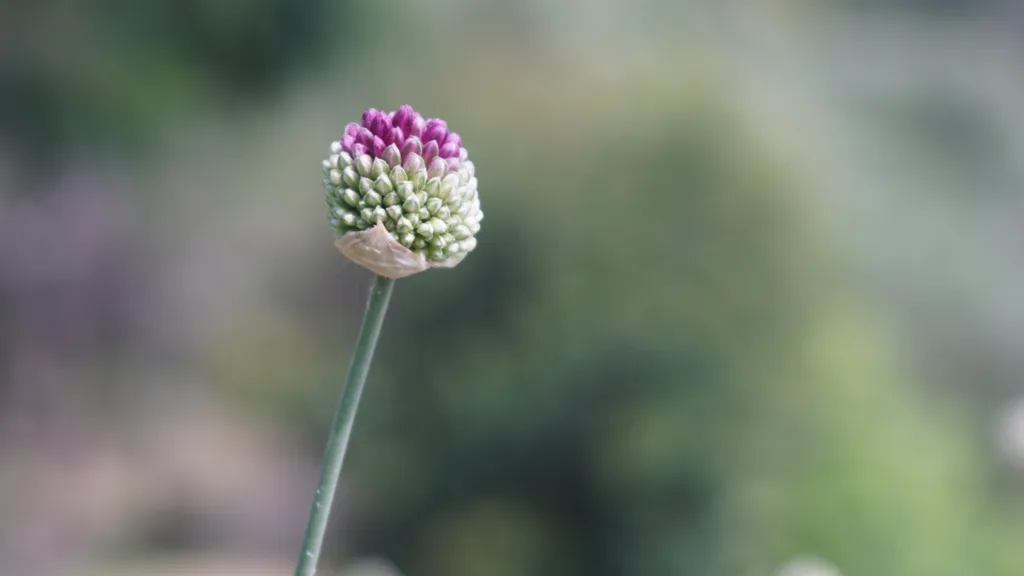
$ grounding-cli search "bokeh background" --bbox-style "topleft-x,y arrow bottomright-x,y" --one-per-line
3,1 -> 1024,575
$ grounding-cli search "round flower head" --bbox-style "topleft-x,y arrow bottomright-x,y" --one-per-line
322,105 -> 482,278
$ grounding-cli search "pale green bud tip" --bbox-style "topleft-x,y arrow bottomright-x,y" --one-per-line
322,105 -> 482,277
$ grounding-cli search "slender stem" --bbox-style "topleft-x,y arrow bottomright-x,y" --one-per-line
294,274 -> 396,576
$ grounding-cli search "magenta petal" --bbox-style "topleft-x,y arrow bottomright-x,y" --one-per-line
345,122 -> 361,137
401,136 -> 423,157
362,108 -> 383,128
357,127 -> 375,147
341,134 -> 356,152
391,127 -> 404,147
351,143 -> 368,157
391,105 -> 413,130
443,132 -> 462,148
380,124 -> 396,146
408,114 -> 426,138
422,140 -> 439,164
439,141 -> 460,158
423,127 -> 447,144
372,136 -> 386,157
425,118 -> 447,132
371,116 -> 389,137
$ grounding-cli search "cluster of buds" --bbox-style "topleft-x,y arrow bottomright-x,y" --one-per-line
322,105 -> 482,278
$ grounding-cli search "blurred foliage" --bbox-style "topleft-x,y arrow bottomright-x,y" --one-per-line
0,0 -> 350,166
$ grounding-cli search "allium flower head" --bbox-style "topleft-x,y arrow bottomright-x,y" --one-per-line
322,105 -> 482,278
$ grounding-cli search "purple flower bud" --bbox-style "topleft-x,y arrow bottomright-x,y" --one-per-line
427,157 -> 448,179
444,132 -> 462,148
391,127 -> 404,147
423,140 -> 440,164
372,136 -> 386,157
401,136 -> 423,158
423,119 -> 448,143
370,116 -> 389,137
345,122 -> 361,137
439,141 -> 460,159
362,108 -> 383,129
341,134 -> 356,151
380,124 -> 396,146
407,114 -> 426,138
391,105 -> 414,131
351,142 -> 368,157
402,153 -> 424,173
357,127 -> 375,147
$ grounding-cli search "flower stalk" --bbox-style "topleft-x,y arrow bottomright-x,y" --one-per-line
296,104 -> 479,575
294,274 -> 396,576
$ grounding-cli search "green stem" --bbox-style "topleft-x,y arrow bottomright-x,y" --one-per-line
294,274 -> 396,576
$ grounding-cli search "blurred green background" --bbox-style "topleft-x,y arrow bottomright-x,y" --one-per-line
3,1 -> 1024,575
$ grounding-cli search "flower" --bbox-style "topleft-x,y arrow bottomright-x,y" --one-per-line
322,105 -> 482,278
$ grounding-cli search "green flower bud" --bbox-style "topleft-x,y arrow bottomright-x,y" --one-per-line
371,158 -> 389,179
374,174 -> 393,195
412,237 -> 427,250
429,217 -> 448,234
386,205 -> 404,222
390,166 -> 408,183
452,224 -> 471,240
435,205 -> 451,220
322,159 -> 333,172
440,174 -> 459,199
338,151 -> 353,169
418,207 -> 430,221
354,154 -> 373,177
364,190 -> 382,207
358,177 -> 374,195
396,216 -> 413,233
330,140 -> 343,155
425,197 -> 443,215
431,234 -> 447,250
373,206 -> 388,222
402,196 -> 420,213
396,181 -> 415,202
383,192 -> 400,208
381,144 -> 402,168
410,169 -> 427,189
400,232 -> 416,247
406,212 -> 421,227
424,178 -> 441,198
329,169 -> 343,186
342,188 -> 361,208
416,222 -> 434,240
384,219 -> 396,232
342,167 -> 360,188
360,208 -> 375,222
427,158 -> 447,180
